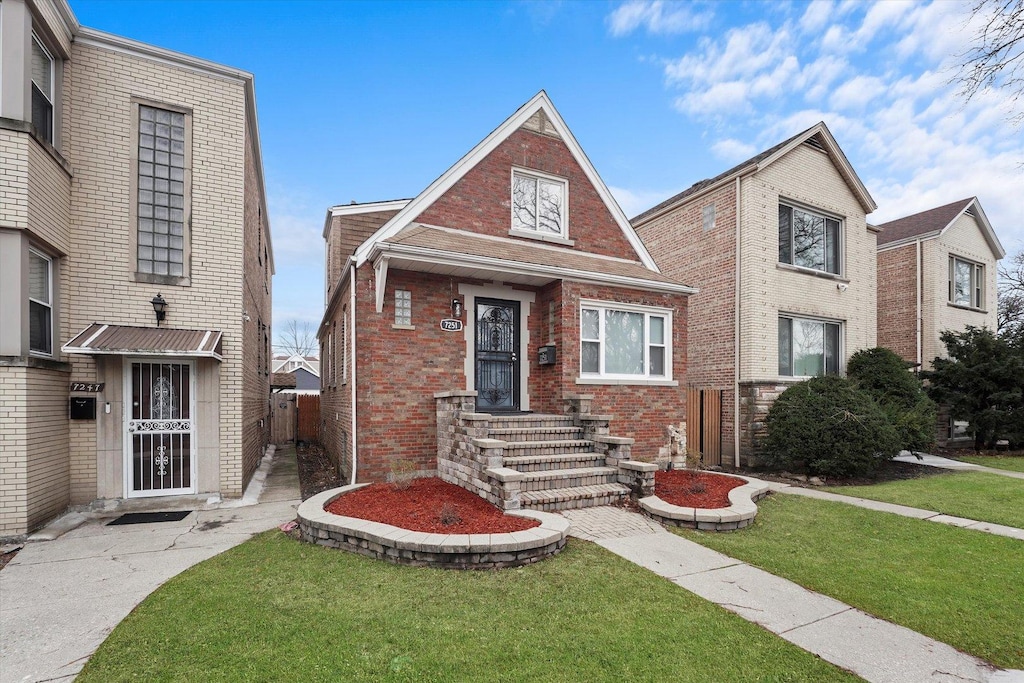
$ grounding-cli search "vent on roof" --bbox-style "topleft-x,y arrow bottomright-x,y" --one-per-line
804,135 -> 826,151
964,208 -> 975,217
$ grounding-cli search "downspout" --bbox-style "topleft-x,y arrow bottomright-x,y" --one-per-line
350,263 -> 358,485
916,239 -> 923,369
733,175 -> 742,469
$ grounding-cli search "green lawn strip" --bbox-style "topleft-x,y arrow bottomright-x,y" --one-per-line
677,495 -> 1024,669
823,471 -> 1024,529
78,532 -> 856,683
954,455 -> 1024,473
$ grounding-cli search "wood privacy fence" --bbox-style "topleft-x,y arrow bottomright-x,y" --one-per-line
297,394 -> 322,444
270,394 -> 296,444
686,388 -> 722,467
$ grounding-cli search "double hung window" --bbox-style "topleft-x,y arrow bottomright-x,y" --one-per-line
949,256 -> 984,309
29,249 -> 52,355
512,169 -> 567,238
779,203 -> 841,275
778,316 -> 840,377
580,303 -> 670,380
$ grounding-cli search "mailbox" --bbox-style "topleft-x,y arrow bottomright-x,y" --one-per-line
70,396 -> 97,420
538,344 -> 556,366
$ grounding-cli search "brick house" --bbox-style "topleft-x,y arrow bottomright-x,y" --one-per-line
0,0 -> 272,536
875,197 -> 1005,445
633,123 -> 878,466
319,92 -> 694,508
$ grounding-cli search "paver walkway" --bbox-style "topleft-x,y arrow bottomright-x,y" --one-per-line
895,452 -> 1024,480
0,444 -> 301,683
768,483 -> 1024,540
562,506 -> 1024,683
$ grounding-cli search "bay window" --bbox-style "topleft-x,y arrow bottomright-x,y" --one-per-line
779,316 -> 840,377
580,302 -> 670,380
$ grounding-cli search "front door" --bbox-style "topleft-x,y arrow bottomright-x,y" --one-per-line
475,298 -> 520,412
125,360 -> 196,497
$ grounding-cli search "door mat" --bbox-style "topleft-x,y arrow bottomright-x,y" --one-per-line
106,511 -> 193,526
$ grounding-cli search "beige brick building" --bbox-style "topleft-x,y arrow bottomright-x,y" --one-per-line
634,123 -> 878,465
0,0 -> 272,537
875,197 -> 1004,445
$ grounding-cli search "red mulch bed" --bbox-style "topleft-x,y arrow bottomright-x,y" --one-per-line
324,477 -> 540,534
655,470 -> 745,509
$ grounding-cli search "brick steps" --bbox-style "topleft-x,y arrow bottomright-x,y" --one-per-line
487,415 -> 575,429
503,452 -> 607,472
488,426 -> 584,442
504,440 -> 594,457
521,466 -> 618,492
520,483 -> 630,511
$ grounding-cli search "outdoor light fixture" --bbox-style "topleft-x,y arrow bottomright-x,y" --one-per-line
151,293 -> 168,325
451,298 -> 463,318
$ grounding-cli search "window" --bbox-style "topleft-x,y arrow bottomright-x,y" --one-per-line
137,104 -> 187,278
395,289 -> 411,326
779,203 -> 841,275
30,35 -> 54,143
28,249 -> 52,355
580,303 -> 670,379
340,313 -> 348,383
512,169 -> 567,237
779,316 -> 841,377
949,256 -> 984,309
702,203 -> 716,232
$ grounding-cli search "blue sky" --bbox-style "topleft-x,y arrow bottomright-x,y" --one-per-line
72,0 -> 1024,350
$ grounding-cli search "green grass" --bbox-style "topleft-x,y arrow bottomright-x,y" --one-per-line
824,471 -> 1024,529
954,455 -> 1024,473
78,532 -> 856,683
678,495 -> 1024,668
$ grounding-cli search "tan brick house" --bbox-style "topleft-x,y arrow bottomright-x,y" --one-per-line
633,123 -> 878,466
319,92 -> 694,508
0,0 -> 272,536
875,197 -> 1004,444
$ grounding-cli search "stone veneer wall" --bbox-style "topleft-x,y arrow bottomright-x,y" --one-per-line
737,381 -> 798,465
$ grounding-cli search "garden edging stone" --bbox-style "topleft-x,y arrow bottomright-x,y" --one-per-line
640,474 -> 771,531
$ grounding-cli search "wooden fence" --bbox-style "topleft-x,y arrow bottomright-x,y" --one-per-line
270,394 -> 296,444
297,394 -> 321,444
686,388 -> 722,466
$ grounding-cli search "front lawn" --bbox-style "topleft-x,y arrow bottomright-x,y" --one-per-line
824,471 -> 1024,529
78,532 -> 856,682
954,455 -> 1024,473
678,495 -> 1024,669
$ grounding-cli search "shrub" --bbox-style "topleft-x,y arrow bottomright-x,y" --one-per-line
847,347 -> 936,453
763,376 -> 901,478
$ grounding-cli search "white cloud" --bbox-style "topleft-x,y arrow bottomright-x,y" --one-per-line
829,75 -> 886,110
711,138 -> 757,161
674,81 -> 750,116
607,0 -> 712,37
799,0 -> 833,33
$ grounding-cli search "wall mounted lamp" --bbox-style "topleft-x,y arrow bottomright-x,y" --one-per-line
151,293 -> 168,325
451,298 -> 463,318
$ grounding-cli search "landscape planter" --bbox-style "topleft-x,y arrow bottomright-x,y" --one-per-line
640,472 -> 772,531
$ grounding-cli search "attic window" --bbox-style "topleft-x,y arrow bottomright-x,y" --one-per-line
511,168 -> 568,240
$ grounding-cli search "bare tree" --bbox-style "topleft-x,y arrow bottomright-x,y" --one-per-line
275,320 -> 317,357
954,0 -> 1024,127
998,248 -> 1024,336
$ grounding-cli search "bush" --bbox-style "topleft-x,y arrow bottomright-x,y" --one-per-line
763,376 -> 901,478
847,347 -> 936,453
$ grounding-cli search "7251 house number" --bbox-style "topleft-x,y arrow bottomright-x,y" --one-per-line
439,319 -> 464,332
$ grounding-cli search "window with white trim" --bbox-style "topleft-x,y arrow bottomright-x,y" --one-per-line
30,35 -> 54,143
949,256 -> 984,309
778,316 -> 841,377
512,169 -> 567,237
395,289 -> 411,326
580,303 -> 670,379
779,203 -> 841,275
28,249 -> 52,356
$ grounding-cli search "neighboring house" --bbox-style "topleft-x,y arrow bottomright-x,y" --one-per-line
319,91 -> 694,496
0,0 -> 272,537
633,123 -> 878,466
272,353 -> 320,394
875,197 -> 1005,445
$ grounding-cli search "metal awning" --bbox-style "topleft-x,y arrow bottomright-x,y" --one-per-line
63,323 -> 223,361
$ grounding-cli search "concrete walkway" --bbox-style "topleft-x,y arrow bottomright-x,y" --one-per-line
895,452 -> 1024,480
562,506 -> 1024,683
0,445 -> 301,683
768,483 -> 1024,541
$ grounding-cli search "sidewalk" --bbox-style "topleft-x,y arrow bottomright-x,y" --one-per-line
563,506 -> 1024,683
895,452 -> 1024,480
0,444 -> 301,683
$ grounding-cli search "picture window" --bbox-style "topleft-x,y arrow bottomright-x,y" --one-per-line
580,302 -> 670,379
779,203 -> 841,275
778,316 -> 841,377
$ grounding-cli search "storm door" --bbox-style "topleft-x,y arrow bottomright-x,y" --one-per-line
125,360 -> 196,497
475,298 -> 520,412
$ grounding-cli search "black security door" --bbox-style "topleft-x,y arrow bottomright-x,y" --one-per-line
475,298 -> 520,412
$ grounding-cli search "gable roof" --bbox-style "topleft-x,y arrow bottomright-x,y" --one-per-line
632,122 -> 877,226
352,91 -> 659,271
876,197 -> 1005,258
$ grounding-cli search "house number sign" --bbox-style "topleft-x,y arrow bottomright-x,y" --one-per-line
440,319 -> 464,332
70,382 -> 105,392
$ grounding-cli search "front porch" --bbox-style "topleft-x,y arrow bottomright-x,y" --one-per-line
435,391 -> 657,512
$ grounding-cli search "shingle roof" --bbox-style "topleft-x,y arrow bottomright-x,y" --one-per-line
875,198 -> 974,246
632,124 -> 821,225
271,372 -> 297,389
